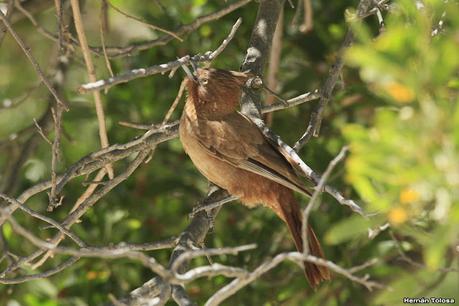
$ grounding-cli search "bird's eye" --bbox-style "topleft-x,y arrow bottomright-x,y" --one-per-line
201,78 -> 209,85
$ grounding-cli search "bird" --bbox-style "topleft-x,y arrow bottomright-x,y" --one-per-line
179,67 -> 331,287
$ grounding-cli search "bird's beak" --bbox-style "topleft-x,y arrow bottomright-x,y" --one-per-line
181,64 -> 198,83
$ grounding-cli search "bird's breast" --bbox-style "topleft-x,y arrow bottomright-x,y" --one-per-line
179,115 -> 235,188
179,114 -> 281,210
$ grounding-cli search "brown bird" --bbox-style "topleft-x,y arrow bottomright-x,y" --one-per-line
179,68 -> 330,287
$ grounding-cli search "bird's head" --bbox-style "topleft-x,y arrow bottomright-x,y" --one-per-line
184,68 -> 250,118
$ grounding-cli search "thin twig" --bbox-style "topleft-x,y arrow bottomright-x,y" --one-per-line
7,218 -> 171,278
32,169 -> 107,269
300,0 -> 313,33
302,147 -> 348,255
0,81 -> 41,110
0,0 -> 14,47
100,0 -> 114,78
96,0 -> 251,58
0,257 -> 79,284
294,0 -> 373,150
3,152 -> 148,275
240,0 -> 283,118
390,231 -> 459,273
79,18 -> 243,93
207,17 -> 242,61
347,258 -> 379,273
190,195 -> 237,217
177,264 -> 248,281
118,121 -> 153,130
205,252 -> 383,306
14,0 -> 64,44
0,9 -> 69,111
0,193 -> 85,247
48,106 -> 63,211
53,0 -> 63,52
265,6 -> 283,125
70,0 -> 114,180
161,79 -> 187,125
107,0 -> 181,41
0,90 -> 330,228
33,119 -> 52,145
171,244 -> 257,273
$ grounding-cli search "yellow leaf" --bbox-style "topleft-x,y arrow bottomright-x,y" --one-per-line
400,188 -> 419,204
86,271 -> 98,280
388,207 -> 408,225
384,82 -> 415,103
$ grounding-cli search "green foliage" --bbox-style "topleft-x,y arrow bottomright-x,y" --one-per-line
342,0 -> 459,303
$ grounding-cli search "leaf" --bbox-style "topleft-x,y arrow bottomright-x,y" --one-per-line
324,216 -> 371,245
24,159 -> 46,183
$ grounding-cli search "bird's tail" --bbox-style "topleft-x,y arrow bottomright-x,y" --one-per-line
277,190 -> 331,287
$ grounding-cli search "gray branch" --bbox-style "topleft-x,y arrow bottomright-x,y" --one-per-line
240,0 -> 283,118
79,18 -> 243,93
294,0 -> 374,150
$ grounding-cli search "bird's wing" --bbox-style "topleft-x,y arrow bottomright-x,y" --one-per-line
192,113 -> 312,196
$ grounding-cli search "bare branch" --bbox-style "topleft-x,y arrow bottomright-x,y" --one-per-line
178,264 -> 248,281
255,122 -> 363,214
97,0 -> 252,58
100,0 -> 114,78
300,0 -> 313,33
0,9 -> 69,111
294,0 -> 374,150
0,91 -> 324,228
79,18 -> 243,93
240,0 -> 283,118
302,146 -> 348,255
53,0 -> 64,52
0,0 -> 14,47
0,193 -> 85,246
6,218 -> 172,278
107,0 -> 181,41
119,187 -> 230,305
0,151 -> 149,277
33,118 -> 52,145
265,6 -> 283,125
171,244 -> 257,273
205,252 -> 383,306
0,257 -> 79,284
207,17 -> 242,61
9,0 -> 54,24
70,0 -> 114,180
48,106 -> 63,210
161,79 -> 187,125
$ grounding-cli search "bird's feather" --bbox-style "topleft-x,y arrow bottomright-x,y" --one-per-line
190,112 -> 312,197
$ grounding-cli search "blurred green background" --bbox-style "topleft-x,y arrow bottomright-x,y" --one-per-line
0,0 -> 458,305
